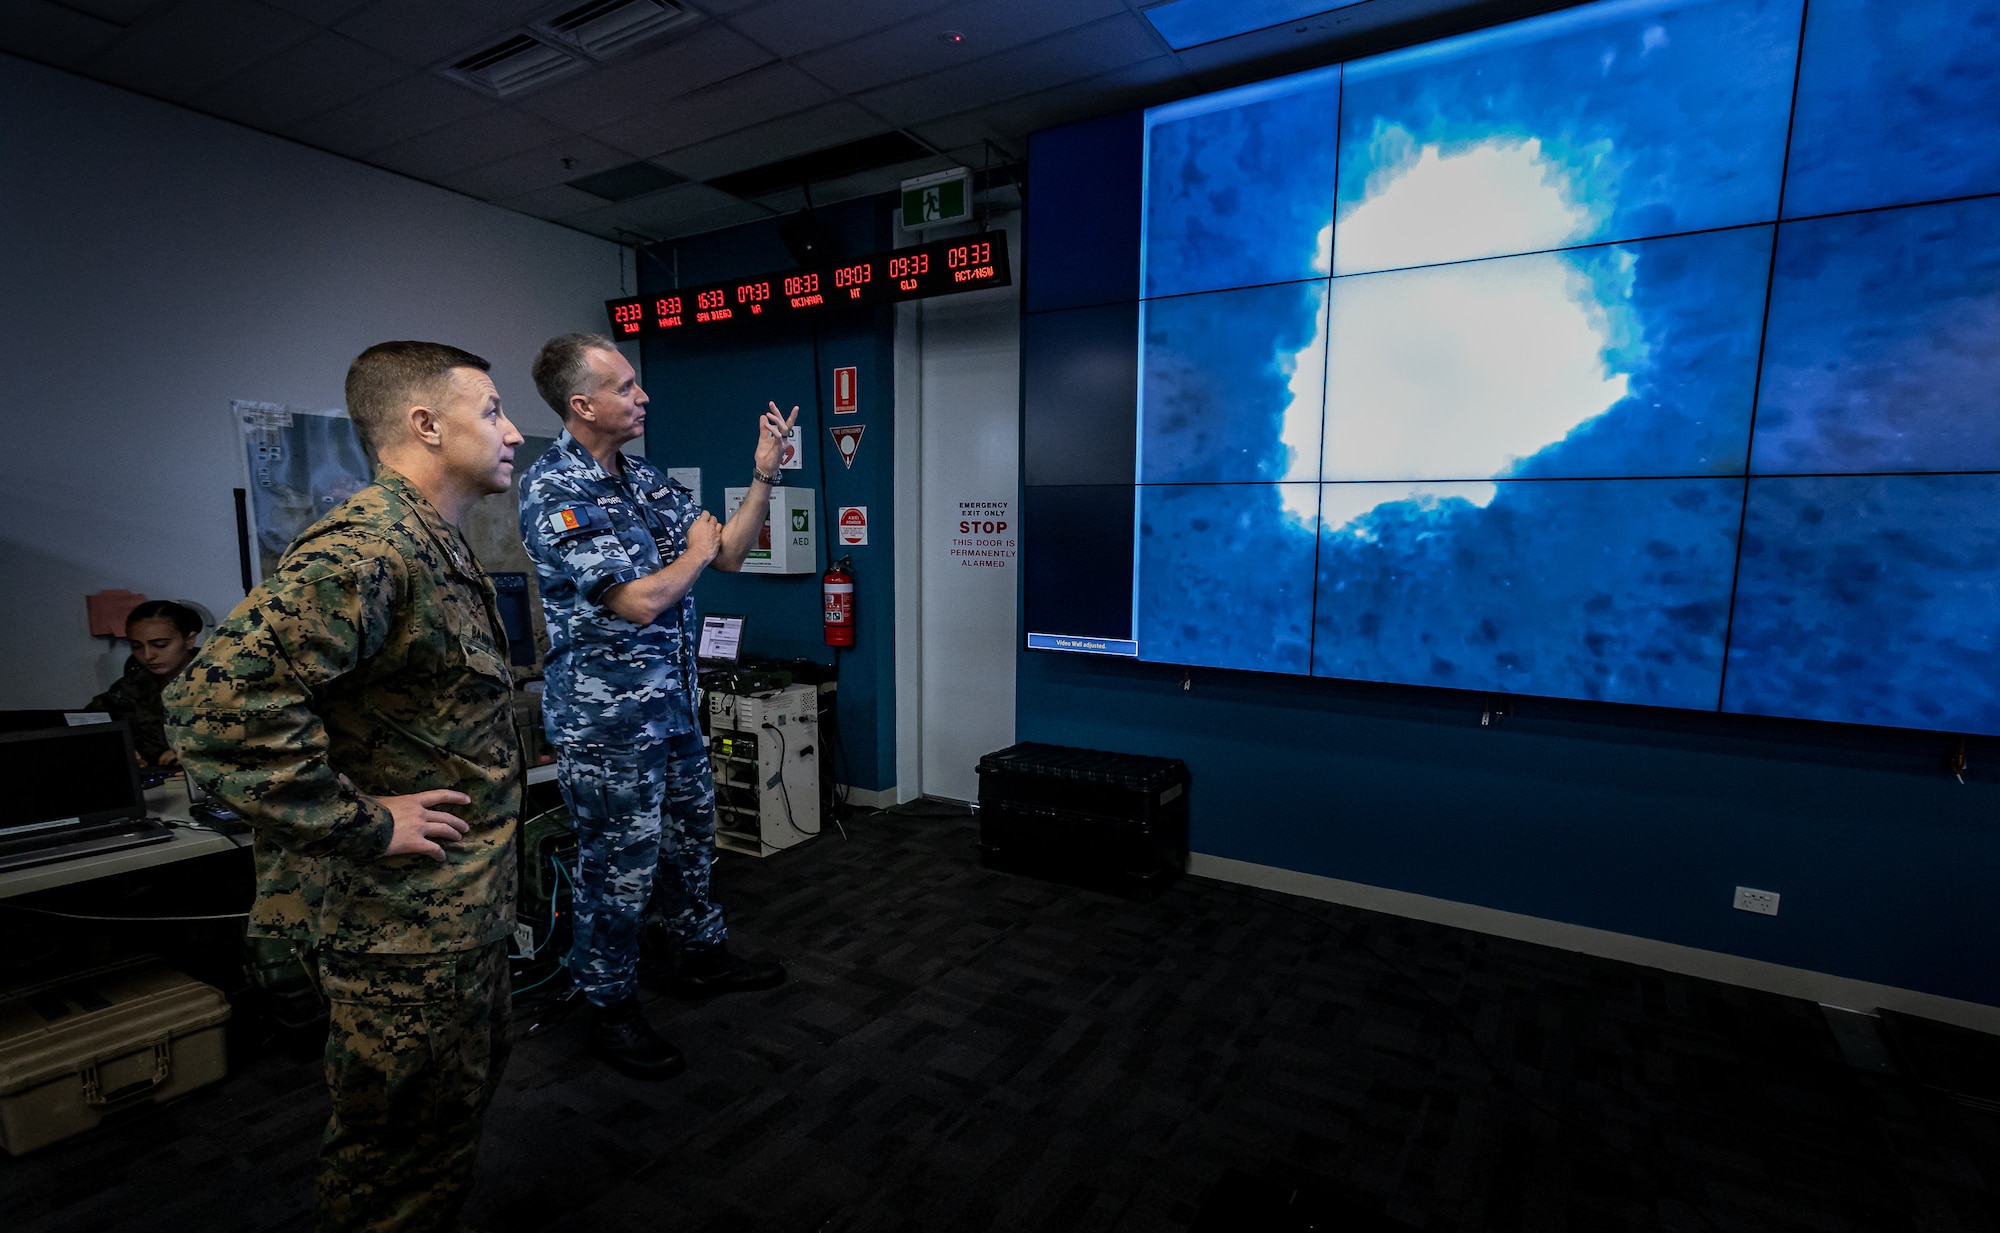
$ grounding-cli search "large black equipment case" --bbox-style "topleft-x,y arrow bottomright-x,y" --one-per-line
975,742 -> 1189,899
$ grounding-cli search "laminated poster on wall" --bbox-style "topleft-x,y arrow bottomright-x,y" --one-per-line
233,400 -> 370,583
780,423 -> 803,470
951,500 -> 1016,569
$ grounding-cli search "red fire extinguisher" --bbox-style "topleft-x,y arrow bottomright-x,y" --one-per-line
823,556 -> 855,647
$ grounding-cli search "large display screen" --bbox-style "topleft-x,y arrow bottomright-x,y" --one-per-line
1022,0 -> 2000,735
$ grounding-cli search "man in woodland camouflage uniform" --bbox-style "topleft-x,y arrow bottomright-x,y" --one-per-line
166,342 -> 524,1233
519,334 -> 792,1079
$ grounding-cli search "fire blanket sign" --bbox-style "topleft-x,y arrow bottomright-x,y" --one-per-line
950,499 -> 1015,569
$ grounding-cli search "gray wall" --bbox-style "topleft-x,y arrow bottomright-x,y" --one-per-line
0,52 -> 629,707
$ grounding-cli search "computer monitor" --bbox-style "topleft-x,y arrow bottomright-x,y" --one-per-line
0,723 -> 145,831
698,614 -> 745,666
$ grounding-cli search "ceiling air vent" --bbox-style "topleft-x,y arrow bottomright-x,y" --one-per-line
444,33 -> 585,97
542,0 -> 696,60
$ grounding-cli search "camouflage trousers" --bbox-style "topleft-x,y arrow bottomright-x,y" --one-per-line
316,940 -> 511,1233
558,730 -> 726,1006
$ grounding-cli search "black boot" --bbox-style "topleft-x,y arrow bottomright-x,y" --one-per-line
588,996 -> 685,1080
665,944 -> 787,1001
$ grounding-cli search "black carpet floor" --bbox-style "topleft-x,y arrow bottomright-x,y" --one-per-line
5,805 -> 1998,1232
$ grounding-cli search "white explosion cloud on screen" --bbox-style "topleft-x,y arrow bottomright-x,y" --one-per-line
1275,135 -> 1635,530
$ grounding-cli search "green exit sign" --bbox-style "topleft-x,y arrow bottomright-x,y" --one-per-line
900,168 -> 971,229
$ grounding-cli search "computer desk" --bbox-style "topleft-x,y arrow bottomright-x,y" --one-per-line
0,779 -> 248,900
0,764 -> 560,900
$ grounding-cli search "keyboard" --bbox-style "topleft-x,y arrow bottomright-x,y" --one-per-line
0,818 -> 172,873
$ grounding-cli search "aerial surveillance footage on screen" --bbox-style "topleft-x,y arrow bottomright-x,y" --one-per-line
1024,0 -> 2000,737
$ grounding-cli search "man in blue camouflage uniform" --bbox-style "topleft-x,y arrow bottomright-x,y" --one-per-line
520,332 -> 795,1079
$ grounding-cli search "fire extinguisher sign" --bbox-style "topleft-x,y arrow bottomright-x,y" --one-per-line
950,499 -> 1015,568
833,366 -> 858,415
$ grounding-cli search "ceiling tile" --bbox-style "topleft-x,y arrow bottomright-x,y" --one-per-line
909,112 -> 1007,154
646,199 -> 777,242
83,0 -> 318,103
50,0 -> 169,23
334,0 -> 550,67
441,135 -> 634,200
858,15 -> 1165,127
753,155 -> 952,213
589,62 -> 834,159
282,71 -> 495,156
793,0 -> 1126,95
0,1 -> 124,69
967,54 -> 1193,141
652,100 -> 885,183
368,107 -> 567,179
721,0 -> 951,59
564,183 -> 764,240
193,31 -> 408,131
496,183 -> 610,221
259,0 -> 376,22
511,21 -> 772,130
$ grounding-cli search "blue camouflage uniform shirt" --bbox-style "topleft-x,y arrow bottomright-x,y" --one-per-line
520,431 -> 702,751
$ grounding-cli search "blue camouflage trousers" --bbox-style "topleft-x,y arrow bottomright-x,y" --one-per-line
558,729 -> 726,1006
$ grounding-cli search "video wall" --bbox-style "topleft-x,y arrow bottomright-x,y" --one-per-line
1021,0 -> 2000,735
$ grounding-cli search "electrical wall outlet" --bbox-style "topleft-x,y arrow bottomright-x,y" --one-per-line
1733,886 -> 1780,916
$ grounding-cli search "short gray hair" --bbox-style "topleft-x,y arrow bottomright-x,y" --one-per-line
533,332 -> 618,419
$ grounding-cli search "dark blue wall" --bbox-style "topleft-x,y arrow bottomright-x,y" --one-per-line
1016,108 -> 2000,1010
639,197 -> 898,791
1017,651 -> 2000,1007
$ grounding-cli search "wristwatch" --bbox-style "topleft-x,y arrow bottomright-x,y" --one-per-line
752,468 -> 781,486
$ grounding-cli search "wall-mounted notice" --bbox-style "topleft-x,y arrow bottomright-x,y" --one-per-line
838,506 -> 868,546
780,422 -> 803,470
950,499 -> 1015,569
834,366 -> 858,415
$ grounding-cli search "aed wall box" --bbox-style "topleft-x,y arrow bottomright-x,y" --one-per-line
723,485 -> 816,574
607,230 -> 1010,337
975,742 -> 1190,900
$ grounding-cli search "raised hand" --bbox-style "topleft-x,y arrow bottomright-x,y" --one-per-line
754,401 -> 801,476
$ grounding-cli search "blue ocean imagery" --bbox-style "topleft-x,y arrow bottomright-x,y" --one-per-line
1751,196 -> 2000,475
1312,478 -> 1742,706
1723,475 -> 2000,734
1322,225 -> 1771,482
1333,0 -> 1800,275
1141,281 -> 1328,486
1143,67 -> 1341,299
1783,0 -> 2000,218
1137,483 -> 1319,673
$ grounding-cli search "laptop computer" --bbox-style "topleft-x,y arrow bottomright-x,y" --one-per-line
0,723 -> 171,873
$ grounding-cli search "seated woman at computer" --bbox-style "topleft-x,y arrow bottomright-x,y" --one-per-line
85,599 -> 201,769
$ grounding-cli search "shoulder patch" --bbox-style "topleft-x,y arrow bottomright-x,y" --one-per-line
547,504 -> 612,540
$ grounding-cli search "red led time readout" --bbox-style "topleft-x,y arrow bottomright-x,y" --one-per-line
834,262 -> 872,300
605,231 -> 1009,336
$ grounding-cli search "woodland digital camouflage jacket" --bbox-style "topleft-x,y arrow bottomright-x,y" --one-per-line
165,468 -> 520,955
519,431 -> 702,749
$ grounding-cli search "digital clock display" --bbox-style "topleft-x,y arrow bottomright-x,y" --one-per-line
606,231 -> 1011,337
